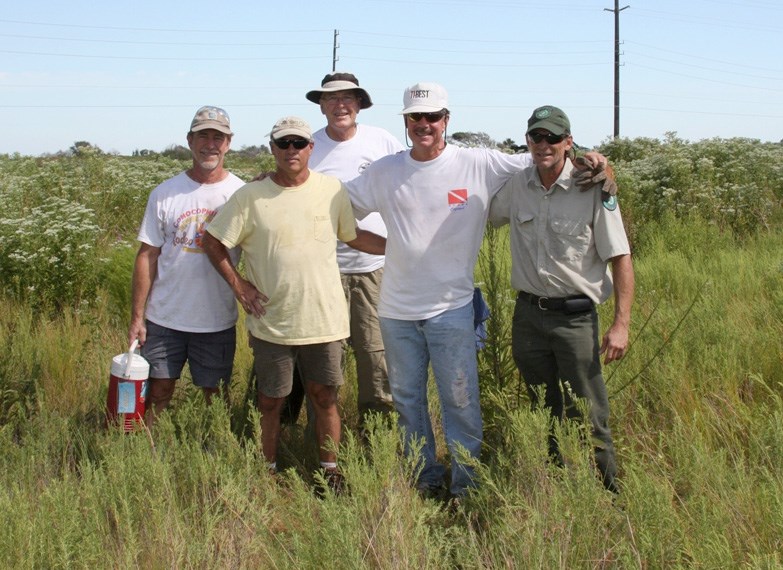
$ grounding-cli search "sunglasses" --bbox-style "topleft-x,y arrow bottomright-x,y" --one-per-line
527,131 -> 568,144
322,94 -> 358,105
406,112 -> 446,123
195,105 -> 230,119
273,138 -> 310,150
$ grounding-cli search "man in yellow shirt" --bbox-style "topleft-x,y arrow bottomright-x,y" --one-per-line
203,116 -> 385,492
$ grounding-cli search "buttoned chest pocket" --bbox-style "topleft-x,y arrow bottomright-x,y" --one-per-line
513,212 -> 536,247
550,217 -> 590,261
314,216 -> 333,243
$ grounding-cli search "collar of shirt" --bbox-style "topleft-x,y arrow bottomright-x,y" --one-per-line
528,158 -> 577,194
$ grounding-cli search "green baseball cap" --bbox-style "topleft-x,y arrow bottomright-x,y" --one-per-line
526,105 -> 570,136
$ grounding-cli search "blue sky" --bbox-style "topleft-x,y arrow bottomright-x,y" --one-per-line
1,0 -> 781,155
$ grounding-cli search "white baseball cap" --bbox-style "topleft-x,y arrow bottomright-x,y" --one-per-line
400,82 -> 449,114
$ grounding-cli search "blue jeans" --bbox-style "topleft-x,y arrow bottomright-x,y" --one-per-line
380,302 -> 483,496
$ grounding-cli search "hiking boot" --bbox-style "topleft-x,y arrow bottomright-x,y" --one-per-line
446,494 -> 463,515
315,467 -> 346,498
416,482 -> 448,502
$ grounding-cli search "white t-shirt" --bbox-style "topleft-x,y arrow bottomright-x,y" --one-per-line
347,145 -> 532,320
137,171 -> 244,332
310,123 -> 404,274
206,172 -> 358,345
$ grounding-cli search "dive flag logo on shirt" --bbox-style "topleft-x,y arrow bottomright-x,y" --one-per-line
448,188 -> 468,211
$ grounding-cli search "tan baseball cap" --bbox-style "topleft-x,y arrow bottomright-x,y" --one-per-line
190,106 -> 233,135
266,116 -> 313,141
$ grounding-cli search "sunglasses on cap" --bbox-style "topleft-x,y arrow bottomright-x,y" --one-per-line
196,105 -> 230,119
406,111 -> 447,123
527,131 -> 568,144
272,138 -> 310,150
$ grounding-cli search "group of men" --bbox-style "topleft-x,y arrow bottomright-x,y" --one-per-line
129,73 -> 634,499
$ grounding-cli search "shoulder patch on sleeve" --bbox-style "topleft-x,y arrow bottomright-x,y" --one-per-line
602,192 -> 617,211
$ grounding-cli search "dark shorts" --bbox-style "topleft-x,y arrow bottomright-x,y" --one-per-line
141,320 -> 236,388
248,336 -> 344,398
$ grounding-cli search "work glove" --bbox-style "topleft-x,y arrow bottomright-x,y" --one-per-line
573,155 -> 618,196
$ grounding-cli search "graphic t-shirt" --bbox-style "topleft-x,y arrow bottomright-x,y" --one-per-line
137,171 -> 244,332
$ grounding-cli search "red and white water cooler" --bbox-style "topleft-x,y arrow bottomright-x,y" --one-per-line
106,340 -> 149,432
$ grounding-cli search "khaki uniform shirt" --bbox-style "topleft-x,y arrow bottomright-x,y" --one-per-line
488,159 -> 630,304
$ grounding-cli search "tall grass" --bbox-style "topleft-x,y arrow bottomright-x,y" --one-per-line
1,144 -> 782,567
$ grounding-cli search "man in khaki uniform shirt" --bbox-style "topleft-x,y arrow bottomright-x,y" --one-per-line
489,105 -> 634,493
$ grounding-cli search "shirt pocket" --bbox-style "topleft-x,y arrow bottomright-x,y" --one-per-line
513,212 -> 537,249
550,217 -> 590,261
313,216 -> 333,243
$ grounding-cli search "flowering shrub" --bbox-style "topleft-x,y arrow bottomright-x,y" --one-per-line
598,134 -> 783,250
0,197 -> 103,311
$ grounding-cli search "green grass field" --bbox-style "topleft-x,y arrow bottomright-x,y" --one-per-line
0,139 -> 781,568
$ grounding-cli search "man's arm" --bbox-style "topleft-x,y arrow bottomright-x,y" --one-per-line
600,253 -> 635,364
488,176 -> 514,228
202,232 -> 268,318
128,243 -> 160,347
344,228 -> 386,256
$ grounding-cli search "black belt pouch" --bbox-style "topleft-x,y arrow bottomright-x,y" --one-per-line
562,297 -> 594,314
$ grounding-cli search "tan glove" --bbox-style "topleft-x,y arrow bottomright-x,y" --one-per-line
573,155 -> 618,196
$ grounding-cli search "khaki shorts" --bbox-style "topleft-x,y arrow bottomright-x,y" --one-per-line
249,336 -> 344,398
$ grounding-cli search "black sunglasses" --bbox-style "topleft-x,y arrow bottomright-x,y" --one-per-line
406,112 -> 446,123
528,131 -> 568,144
273,138 -> 310,150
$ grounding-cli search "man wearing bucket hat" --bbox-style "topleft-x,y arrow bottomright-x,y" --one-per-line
346,83 -> 615,500
293,72 -> 404,434
489,105 -> 634,493
203,116 -> 386,492
129,106 -> 244,427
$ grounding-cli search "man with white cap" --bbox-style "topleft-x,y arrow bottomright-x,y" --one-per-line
129,105 -> 244,427
346,83 -> 614,499
203,116 -> 385,492
299,72 -> 405,433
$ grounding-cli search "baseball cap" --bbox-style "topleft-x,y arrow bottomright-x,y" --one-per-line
266,116 -> 313,141
306,72 -> 373,109
526,106 -> 571,136
400,82 -> 449,114
190,106 -> 233,135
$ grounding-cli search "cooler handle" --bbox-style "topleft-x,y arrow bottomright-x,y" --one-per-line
125,339 -> 140,377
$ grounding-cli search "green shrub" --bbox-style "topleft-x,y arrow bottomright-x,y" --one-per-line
0,196 -> 103,311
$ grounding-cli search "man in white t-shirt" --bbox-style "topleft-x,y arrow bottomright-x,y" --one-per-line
347,83 -> 614,499
303,72 -> 405,431
129,106 -> 244,427
203,116 -> 385,492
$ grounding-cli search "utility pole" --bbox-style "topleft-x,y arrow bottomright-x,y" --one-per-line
604,1 -> 629,138
332,29 -> 339,72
